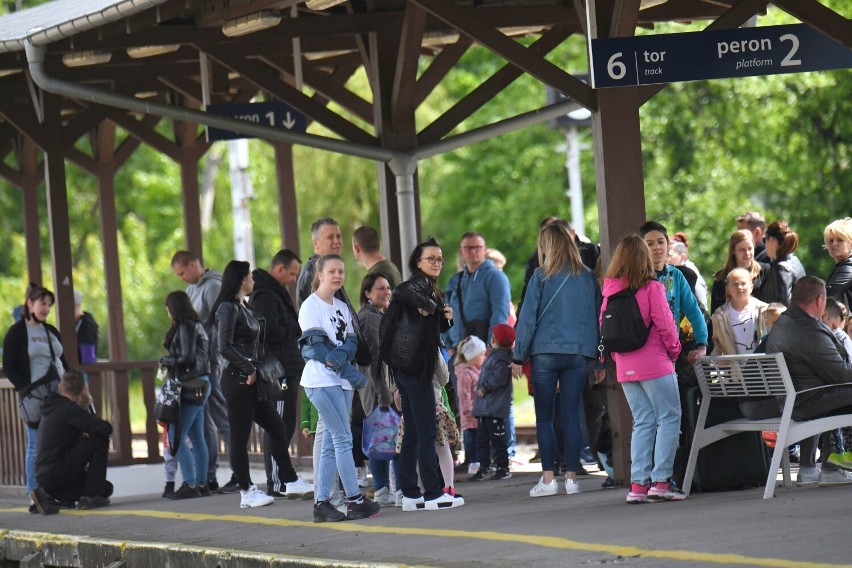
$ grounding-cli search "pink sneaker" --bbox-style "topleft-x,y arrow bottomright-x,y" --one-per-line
647,481 -> 686,501
625,482 -> 650,504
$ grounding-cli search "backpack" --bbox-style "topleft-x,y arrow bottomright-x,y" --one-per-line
600,288 -> 652,353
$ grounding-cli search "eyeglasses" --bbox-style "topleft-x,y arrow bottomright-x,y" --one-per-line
419,256 -> 445,265
462,245 -> 484,252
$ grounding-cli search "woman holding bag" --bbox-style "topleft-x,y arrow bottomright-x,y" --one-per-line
357,274 -> 398,507
158,291 -> 211,499
3,284 -> 68,511
512,223 -> 601,498
211,261 -> 311,510
380,238 -> 464,512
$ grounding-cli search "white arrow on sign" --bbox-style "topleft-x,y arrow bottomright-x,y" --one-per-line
282,111 -> 296,129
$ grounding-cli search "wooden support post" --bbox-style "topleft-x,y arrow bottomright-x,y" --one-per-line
273,142 -> 300,255
95,121 -> 129,361
42,94 -> 79,368
178,122 -> 203,260
591,87 -> 647,487
20,137 -> 43,286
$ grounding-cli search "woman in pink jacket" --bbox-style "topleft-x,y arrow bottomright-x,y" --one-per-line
599,234 -> 682,504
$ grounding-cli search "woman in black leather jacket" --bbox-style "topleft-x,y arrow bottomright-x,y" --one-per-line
824,218 -> 852,310
757,220 -> 806,307
211,261 -> 307,509
381,238 -> 464,512
159,291 -> 210,499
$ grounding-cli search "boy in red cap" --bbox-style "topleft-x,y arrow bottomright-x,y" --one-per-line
469,323 -> 516,481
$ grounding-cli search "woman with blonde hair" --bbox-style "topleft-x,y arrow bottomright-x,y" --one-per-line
824,217 -> 852,310
709,230 -> 768,314
757,221 -> 805,306
513,223 -> 601,498
600,234 -> 682,504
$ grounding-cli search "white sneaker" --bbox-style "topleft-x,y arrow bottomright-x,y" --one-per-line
330,489 -> 346,512
240,485 -> 274,508
467,462 -> 481,475
394,489 -> 403,508
284,476 -> 314,500
529,476 -> 559,498
356,467 -> 370,487
423,492 -> 465,510
565,478 -> 582,495
373,487 -> 395,507
401,495 -> 426,512
796,466 -> 820,487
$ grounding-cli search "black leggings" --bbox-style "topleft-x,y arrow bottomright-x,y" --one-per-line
222,370 -> 296,491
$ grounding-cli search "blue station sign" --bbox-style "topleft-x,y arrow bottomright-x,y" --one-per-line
590,24 -> 852,88
206,101 -> 308,141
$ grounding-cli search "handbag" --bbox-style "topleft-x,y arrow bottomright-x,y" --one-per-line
17,327 -> 62,428
361,405 -> 401,460
180,377 -> 208,405
154,377 -> 181,423
256,356 -> 287,402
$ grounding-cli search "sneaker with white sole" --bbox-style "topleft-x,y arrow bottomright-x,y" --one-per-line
284,476 -> 314,500
626,482 -> 650,504
647,480 -> 686,501
565,478 -> 582,495
240,485 -> 274,508
797,466 -> 820,487
373,487 -> 395,507
423,492 -> 464,510
394,489 -> 404,508
818,468 -> 852,486
401,495 -> 426,511
356,467 -> 371,488
529,476 -> 559,498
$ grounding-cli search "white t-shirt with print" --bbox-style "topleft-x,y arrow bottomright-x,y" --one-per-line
298,293 -> 354,390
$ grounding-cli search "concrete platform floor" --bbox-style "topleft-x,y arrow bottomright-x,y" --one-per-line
1,461 -> 850,568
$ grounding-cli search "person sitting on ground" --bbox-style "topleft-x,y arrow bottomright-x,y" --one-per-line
470,324 -> 515,482
765,277 -> 852,487
33,369 -> 113,514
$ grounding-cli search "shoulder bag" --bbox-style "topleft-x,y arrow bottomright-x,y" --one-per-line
17,327 -> 62,428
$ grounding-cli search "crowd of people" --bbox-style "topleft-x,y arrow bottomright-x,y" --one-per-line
5,211 -> 852,517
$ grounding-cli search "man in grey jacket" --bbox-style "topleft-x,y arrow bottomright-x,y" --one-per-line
765,276 -> 852,486
171,251 -> 233,492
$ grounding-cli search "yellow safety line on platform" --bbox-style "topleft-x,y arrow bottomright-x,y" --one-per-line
2,506 -> 844,568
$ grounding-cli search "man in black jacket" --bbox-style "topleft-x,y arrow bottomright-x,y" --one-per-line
766,276 -> 852,486
250,249 -> 313,499
33,370 -> 113,514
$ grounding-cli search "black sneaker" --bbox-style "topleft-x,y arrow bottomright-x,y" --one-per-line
601,476 -> 616,489
346,497 -> 380,520
166,483 -> 201,500
313,500 -> 346,523
491,468 -> 512,480
28,503 -> 38,514
31,487 -> 59,515
219,475 -> 241,494
198,484 -> 212,497
162,481 -> 175,498
468,468 -> 489,482
79,495 -> 111,510
207,480 -> 219,492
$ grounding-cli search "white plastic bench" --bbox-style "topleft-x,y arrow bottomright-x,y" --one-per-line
684,353 -> 852,499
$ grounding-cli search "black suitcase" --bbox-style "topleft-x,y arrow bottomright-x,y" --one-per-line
676,386 -> 771,492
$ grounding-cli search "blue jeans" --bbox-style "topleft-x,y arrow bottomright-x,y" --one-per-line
395,370 -> 443,500
463,428 -> 478,464
168,376 -> 210,486
531,353 -> 591,474
26,425 -> 38,495
621,374 -> 681,484
368,455 -> 398,492
306,386 -> 359,501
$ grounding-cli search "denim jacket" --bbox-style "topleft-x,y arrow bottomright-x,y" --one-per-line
298,328 -> 366,388
513,266 -> 602,362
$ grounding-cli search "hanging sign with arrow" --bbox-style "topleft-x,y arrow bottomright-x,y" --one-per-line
206,101 -> 308,141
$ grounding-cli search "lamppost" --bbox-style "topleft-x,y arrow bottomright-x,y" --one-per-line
547,81 -> 592,236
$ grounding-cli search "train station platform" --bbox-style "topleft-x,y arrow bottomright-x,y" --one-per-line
0,459 -> 849,568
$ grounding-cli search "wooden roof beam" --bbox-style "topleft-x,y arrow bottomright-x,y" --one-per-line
391,4 -> 428,130
413,0 -> 596,110
771,0 -> 852,48
418,24 -> 572,145
107,110 -> 180,160
413,38 -> 471,108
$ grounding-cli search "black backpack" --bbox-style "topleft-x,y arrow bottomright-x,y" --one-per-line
600,288 -> 652,353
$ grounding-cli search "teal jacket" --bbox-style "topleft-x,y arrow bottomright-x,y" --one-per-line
655,264 -> 709,345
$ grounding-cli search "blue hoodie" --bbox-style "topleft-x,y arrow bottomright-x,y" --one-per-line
443,259 -> 511,348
